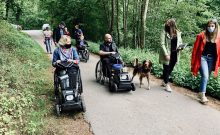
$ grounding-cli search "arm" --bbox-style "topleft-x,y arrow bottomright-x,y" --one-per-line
99,50 -> 114,55
71,48 -> 80,64
191,34 -> 201,73
160,30 -> 169,56
99,44 -> 114,56
52,48 -> 59,67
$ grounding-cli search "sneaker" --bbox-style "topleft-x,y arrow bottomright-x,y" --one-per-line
198,92 -> 209,104
161,81 -> 166,87
165,84 -> 172,92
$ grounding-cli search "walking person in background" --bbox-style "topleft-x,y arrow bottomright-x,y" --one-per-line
191,19 -> 220,104
159,18 -> 183,92
64,26 -> 71,36
53,21 -> 66,46
43,27 -> 53,54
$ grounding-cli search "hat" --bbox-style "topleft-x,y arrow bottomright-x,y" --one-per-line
58,35 -> 71,46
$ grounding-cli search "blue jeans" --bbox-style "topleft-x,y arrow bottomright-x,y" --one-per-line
199,55 -> 214,92
45,38 -> 52,53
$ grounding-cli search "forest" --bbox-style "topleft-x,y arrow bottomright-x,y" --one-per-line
1,0 -> 220,134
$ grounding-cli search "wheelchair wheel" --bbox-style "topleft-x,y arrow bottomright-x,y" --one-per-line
109,79 -> 117,92
112,83 -> 118,92
80,96 -> 86,112
78,70 -> 83,94
55,104 -> 61,116
85,50 -> 90,60
131,83 -> 136,91
95,60 -> 103,83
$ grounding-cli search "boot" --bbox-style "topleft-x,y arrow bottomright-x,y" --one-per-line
198,92 -> 209,104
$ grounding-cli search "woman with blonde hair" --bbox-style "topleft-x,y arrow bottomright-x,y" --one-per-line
191,19 -> 220,104
52,35 -> 79,97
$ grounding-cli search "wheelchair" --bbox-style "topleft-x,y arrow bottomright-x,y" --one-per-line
54,61 -> 86,116
95,53 -> 135,92
76,42 -> 90,62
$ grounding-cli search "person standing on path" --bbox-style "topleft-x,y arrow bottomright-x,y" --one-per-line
191,19 -> 220,104
43,27 -> 53,54
53,21 -> 66,46
159,18 -> 183,92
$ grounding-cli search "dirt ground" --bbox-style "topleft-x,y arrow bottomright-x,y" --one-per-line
150,75 -> 220,111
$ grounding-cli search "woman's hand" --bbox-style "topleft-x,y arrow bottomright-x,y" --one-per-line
56,60 -> 61,64
67,59 -> 78,64
110,52 -> 116,55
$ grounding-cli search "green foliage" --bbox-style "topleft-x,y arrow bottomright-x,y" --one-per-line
88,41 -> 220,99
0,20 -> 52,134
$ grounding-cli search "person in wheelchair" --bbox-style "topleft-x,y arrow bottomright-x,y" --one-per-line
76,35 -> 88,50
52,35 -> 79,98
99,34 -> 121,78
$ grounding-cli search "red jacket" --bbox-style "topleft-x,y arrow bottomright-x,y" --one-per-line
191,31 -> 220,77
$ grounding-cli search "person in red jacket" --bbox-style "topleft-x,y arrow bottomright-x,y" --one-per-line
191,19 -> 220,104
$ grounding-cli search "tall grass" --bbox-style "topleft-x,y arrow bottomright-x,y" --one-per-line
0,20 -> 53,134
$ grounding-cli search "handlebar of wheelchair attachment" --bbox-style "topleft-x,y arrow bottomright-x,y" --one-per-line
56,60 -> 79,68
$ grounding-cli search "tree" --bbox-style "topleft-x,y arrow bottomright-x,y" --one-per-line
140,0 -> 149,49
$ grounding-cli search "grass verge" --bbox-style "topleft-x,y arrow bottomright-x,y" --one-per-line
0,20 -> 53,134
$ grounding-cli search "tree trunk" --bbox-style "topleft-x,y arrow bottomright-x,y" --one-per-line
122,0 -> 129,48
140,0 -> 149,49
137,0 -> 141,48
109,0 -> 115,35
101,0 -> 111,31
132,0 -> 137,48
5,0 -> 10,20
116,0 -> 120,46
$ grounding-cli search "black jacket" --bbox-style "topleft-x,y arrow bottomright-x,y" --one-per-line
53,27 -> 64,43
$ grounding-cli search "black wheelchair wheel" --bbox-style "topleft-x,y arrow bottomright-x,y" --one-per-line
85,50 -> 90,60
80,96 -> 86,112
77,70 -> 83,94
112,83 -> 118,92
95,60 -> 103,83
131,83 -> 136,91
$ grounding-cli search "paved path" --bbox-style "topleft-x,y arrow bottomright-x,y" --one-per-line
25,30 -> 220,135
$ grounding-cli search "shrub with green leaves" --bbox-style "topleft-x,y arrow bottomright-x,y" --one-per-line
88,41 -> 220,99
0,20 -> 52,134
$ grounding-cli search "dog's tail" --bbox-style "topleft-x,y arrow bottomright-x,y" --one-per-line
133,58 -> 139,67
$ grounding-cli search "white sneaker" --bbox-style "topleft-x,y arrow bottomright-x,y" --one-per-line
198,92 -> 208,104
161,81 -> 166,87
165,84 -> 172,92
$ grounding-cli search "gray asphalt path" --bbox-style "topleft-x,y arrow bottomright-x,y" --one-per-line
25,30 -> 220,135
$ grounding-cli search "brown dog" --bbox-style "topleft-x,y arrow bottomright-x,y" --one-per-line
131,58 -> 152,90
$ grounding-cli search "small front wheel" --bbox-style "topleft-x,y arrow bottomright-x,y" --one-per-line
131,83 -> 136,91
80,96 -> 86,112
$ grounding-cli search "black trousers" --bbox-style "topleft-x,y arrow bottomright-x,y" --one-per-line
163,52 -> 177,84
101,58 -> 111,78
